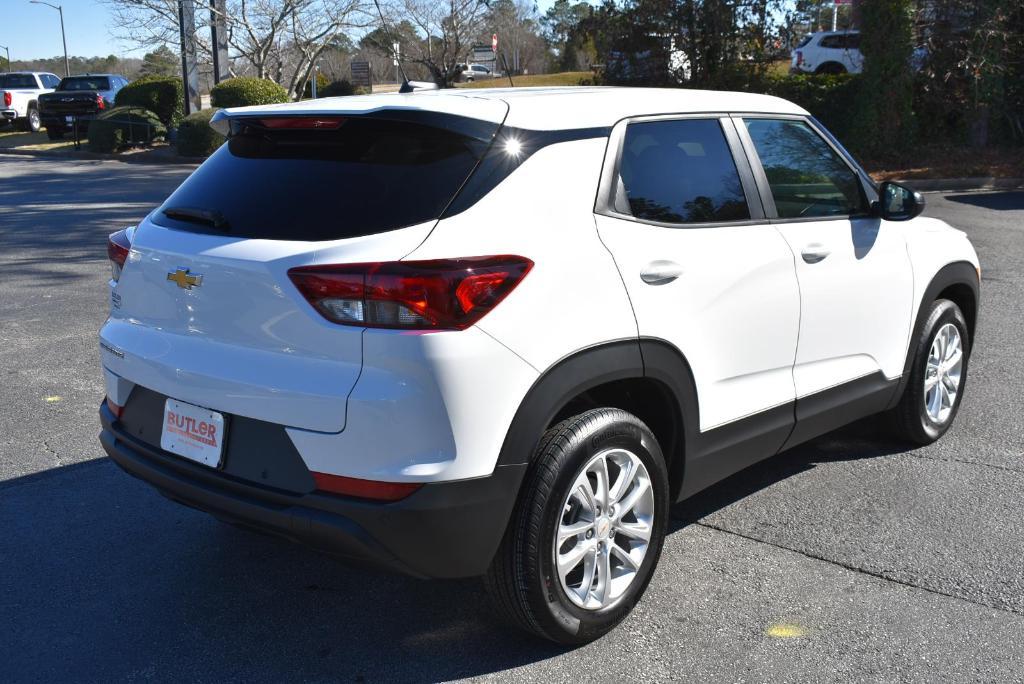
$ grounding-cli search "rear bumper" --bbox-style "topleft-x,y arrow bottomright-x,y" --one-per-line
1,109 -> 17,121
99,402 -> 526,578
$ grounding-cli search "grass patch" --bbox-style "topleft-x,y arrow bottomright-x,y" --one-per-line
456,71 -> 595,89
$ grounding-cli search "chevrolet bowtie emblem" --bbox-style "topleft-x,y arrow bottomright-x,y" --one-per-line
167,268 -> 203,290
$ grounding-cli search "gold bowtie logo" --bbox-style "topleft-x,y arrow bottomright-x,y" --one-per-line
167,268 -> 203,290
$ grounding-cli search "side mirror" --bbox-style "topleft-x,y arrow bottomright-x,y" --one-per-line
876,181 -> 925,221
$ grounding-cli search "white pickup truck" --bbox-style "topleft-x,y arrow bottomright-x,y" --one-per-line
1,72 -> 61,132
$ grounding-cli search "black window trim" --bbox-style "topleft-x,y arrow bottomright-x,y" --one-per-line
733,113 -> 877,225
595,112 -> 767,230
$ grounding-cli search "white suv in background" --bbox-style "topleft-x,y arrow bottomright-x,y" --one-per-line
0,71 -> 60,131
791,30 -> 863,74
99,87 -> 979,644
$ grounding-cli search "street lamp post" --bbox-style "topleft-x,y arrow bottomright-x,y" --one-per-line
29,1 -> 70,77
0,45 -> 10,73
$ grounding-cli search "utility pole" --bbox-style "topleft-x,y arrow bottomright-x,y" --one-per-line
178,0 -> 202,114
29,1 -> 70,77
209,0 -> 229,84
0,45 -> 10,72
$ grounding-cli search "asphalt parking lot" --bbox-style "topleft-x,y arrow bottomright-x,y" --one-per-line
2,154 -> 1023,682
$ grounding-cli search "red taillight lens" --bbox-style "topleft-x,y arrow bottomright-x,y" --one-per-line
108,229 -> 132,280
105,396 -> 124,419
256,116 -> 346,129
288,256 -> 533,331
312,472 -> 421,502
2,92 -> 11,107
796,50 -> 804,66
96,94 -> 105,110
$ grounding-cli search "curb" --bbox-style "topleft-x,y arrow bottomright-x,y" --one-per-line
0,146 -> 200,166
897,177 -> 1024,193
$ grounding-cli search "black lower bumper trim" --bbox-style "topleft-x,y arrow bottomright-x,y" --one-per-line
99,403 -> 525,579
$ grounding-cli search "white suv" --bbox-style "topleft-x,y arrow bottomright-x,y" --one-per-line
99,87 -> 980,644
791,30 -> 863,74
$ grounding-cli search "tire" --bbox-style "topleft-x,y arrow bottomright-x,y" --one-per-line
23,107 -> 41,133
484,408 -> 670,644
815,62 -> 847,75
45,126 -> 65,140
889,299 -> 971,445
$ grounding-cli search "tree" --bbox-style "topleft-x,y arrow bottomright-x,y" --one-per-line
483,0 -> 548,75
854,0 -> 915,157
384,0 -> 490,86
139,45 -> 178,77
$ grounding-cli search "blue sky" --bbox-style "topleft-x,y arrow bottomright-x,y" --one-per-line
1,0 -> 565,62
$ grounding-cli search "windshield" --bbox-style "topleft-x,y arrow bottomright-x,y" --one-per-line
0,74 -> 38,89
153,113 -> 498,241
58,77 -> 111,91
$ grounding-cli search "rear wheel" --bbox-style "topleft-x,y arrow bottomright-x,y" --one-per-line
815,62 -> 847,74
23,107 -> 41,133
890,299 -> 970,444
484,408 -> 669,644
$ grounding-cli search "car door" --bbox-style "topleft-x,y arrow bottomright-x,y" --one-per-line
594,115 -> 801,438
736,116 -> 913,441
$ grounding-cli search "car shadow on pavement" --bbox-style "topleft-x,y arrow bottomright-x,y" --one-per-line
672,418 -> 910,528
945,191 -> 1024,211
0,458 -> 568,682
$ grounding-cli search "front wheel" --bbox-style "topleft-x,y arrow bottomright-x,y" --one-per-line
485,408 -> 669,644
890,298 -> 971,444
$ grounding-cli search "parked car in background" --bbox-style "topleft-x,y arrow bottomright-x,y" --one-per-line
38,74 -> 129,140
0,71 -> 60,132
459,63 -> 494,82
791,30 -> 863,74
98,87 -> 979,645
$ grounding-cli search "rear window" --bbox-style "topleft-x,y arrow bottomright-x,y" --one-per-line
58,77 -> 111,91
0,74 -> 38,89
153,114 -> 497,241
796,35 -> 813,48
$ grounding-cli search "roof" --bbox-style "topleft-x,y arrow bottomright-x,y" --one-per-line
223,86 -> 809,132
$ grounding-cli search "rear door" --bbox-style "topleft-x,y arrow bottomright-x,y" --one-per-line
736,116 -> 912,429
101,108 -> 506,434
594,115 -> 800,434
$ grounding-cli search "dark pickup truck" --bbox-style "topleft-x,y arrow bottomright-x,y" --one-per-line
38,74 -> 129,139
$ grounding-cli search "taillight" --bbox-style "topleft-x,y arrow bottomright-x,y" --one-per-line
96,93 -> 105,110
256,116 -> 346,129
311,472 -> 421,502
288,256 -> 533,331
796,50 -> 804,66
2,92 -> 10,107
105,396 -> 124,419
107,228 -> 132,281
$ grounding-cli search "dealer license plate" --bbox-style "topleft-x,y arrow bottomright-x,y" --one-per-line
160,398 -> 225,468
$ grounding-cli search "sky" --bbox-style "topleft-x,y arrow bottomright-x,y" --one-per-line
0,0 -> 566,63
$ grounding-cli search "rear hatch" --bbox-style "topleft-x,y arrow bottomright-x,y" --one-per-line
102,102 -> 507,434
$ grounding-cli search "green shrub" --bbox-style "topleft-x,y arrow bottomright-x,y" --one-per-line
87,106 -> 166,153
115,75 -> 184,127
313,79 -> 356,98
177,108 -> 225,157
210,77 -> 289,108
301,72 -> 331,98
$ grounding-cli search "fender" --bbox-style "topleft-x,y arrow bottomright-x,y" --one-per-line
886,260 -> 979,410
495,337 -> 792,503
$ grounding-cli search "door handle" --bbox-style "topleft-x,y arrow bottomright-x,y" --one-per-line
640,260 -> 683,285
801,243 -> 831,264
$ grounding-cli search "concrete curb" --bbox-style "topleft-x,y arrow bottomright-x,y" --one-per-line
897,177 -> 1024,193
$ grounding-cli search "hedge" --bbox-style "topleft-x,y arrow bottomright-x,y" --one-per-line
210,77 -> 289,108
762,73 -> 861,143
114,76 -> 184,127
86,107 -> 166,153
177,108 -> 225,157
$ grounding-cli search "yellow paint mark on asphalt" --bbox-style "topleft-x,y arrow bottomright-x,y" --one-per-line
766,623 -> 805,639
43,396 -> 63,403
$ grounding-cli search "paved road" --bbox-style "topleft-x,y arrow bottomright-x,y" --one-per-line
2,155 -> 1023,682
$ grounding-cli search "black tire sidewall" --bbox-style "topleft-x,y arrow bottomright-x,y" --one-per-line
527,411 -> 669,643
907,300 -> 971,442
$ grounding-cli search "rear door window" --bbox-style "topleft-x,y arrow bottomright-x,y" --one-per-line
618,118 -> 750,224
743,118 -> 866,219
152,114 -> 498,241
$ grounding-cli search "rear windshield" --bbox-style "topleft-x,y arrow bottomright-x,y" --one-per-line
153,114 -> 497,241
58,77 -> 111,91
0,74 -> 38,89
